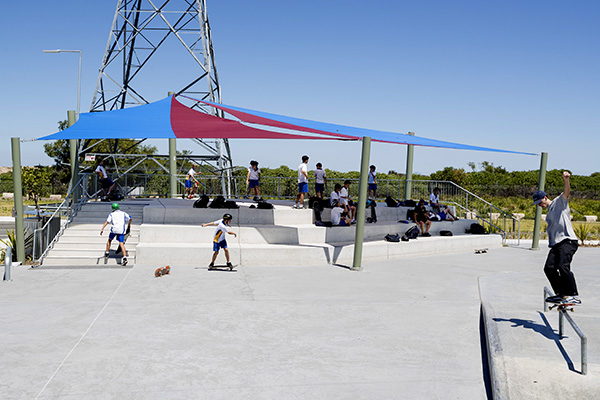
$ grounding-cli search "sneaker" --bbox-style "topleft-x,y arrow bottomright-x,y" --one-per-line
104,251 -> 110,258
226,262 -> 234,270
182,193 -> 185,199
562,296 -> 581,305
208,262 -> 215,269
243,195 -> 249,199
122,257 -> 128,266
423,232 -> 431,237
545,295 -> 563,303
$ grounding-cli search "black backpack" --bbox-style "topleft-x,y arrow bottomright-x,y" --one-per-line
404,199 -> 417,207
401,225 -> 420,241
256,199 -> 274,209
385,233 -> 400,242
385,196 -> 399,207
223,200 -> 239,209
209,195 -> 225,208
467,223 -> 486,234
193,195 -> 209,208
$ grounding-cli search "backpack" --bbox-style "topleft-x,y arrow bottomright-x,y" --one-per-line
404,199 -> 416,207
223,200 -> 239,209
467,223 -> 486,234
440,230 -> 453,236
209,195 -> 225,208
405,209 -> 415,221
366,201 -> 377,223
401,225 -> 420,241
256,199 -> 274,209
108,190 -> 124,201
385,196 -> 399,207
385,233 -> 400,242
193,194 -> 209,208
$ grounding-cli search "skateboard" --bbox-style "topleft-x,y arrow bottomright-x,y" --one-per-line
154,266 -> 171,277
474,248 -> 488,254
549,302 -> 579,312
208,264 -> 237,271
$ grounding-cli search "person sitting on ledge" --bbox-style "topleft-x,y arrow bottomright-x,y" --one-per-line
414,199 -> 432,237
331,205 -> 352,226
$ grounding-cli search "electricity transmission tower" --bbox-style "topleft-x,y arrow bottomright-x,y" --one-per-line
87,0 -> 233,195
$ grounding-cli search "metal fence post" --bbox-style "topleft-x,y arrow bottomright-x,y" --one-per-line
4,246 -> 12,281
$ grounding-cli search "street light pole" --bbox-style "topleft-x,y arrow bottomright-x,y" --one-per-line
43,49 -> 82,118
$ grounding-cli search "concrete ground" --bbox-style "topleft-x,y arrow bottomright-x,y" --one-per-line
1,244 -> 598,399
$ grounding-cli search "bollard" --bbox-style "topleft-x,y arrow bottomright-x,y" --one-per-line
4,246 -> 12,281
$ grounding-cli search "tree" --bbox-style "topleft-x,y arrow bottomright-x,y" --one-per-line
430,166 -> 467,187
22,166 -> 53,220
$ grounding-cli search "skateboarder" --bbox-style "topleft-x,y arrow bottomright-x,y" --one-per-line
202,213 -> 237,269
534,171 -> 581,305
95,158 -> 115,201
100,203 -> 132,266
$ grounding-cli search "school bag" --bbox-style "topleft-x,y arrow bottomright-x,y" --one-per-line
385,196 -> 399,207
467,223 -> 486,234
384,233 -> 400,242
193,195 -> 209,208
256,199 -> 274,209
401,225 -> 420,241
209,195 -> 225,208
366,200 -> 377,223
223,200 -> 239,209
440,230 -> 453,236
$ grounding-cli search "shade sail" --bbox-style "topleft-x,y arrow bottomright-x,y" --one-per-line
39,95 -> 536,156
189,96 -> 537,155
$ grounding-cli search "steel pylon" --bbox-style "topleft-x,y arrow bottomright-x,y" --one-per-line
87,0 -> 233,195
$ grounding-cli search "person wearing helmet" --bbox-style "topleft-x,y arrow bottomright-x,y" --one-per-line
100,202 -> 132,266
201,213 -> 237,270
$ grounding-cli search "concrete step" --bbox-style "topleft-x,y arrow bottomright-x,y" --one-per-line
52,241 -> 139,250
47,248 -> 136,257
42,253 -> 134,266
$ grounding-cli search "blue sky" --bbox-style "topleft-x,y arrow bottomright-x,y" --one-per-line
1,0 -> 598,175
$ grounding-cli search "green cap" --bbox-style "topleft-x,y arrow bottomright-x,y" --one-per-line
112,203 -> 120,210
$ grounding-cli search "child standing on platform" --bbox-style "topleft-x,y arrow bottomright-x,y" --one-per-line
202,213 -> 237,270
314,162 -> 327,199
294,155 -> 310,209
368,165 -> 377,200
245,160 -> 261,200
184,163 -> 200,199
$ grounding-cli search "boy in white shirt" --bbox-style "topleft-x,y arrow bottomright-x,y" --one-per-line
244,160 -> 261,200
331,205 -> 351,226
368,165 -> 377,200
294,155 -> 309,209
95,158 -> 115,201
340,180 -> 357,222
184,164 -> 200,199
100,203 -> 132,266
202,213 -> 237,270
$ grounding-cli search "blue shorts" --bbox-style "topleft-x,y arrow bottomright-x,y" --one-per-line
248,179 -> 259,189
213,240 -> 227,251
339,220 -> 347,226
315,183 -> 324,192
368,183 -> 377,191
108,232 -> 125,243
101,178 -> 114,189
298,182 -> 309,193
185,180 -> 194,188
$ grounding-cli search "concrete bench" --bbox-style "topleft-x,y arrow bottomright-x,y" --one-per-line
584,215 -> 597,223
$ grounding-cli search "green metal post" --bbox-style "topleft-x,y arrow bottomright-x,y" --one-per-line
531,152 -> 548,250
67,110 -> 79,201
404,132 -> 415,200
168,92 -> 177,198
352,136 -> 371,271
11,137 -> 25,263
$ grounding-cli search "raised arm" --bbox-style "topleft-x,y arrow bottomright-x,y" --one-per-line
562,171 -> 571,200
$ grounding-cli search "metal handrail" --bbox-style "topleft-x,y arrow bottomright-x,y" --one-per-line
32,174 -> 89,264
544,287 -> 587,375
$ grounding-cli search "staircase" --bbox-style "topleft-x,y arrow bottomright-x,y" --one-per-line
42,200 -> 149,266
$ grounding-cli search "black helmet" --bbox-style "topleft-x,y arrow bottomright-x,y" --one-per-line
222,213 -> 233,221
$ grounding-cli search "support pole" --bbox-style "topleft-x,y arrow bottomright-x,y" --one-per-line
352,136 -> 371,271
68,110 -> 79,201
404,132 -> 415,200
11,138 -> 25,263
168,92 -> 177,198
531,152 -> 548,250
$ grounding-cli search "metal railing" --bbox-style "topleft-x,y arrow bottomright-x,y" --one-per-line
32,175 -> 89,264
77,173 -> 520,244
544,286 -> 587,375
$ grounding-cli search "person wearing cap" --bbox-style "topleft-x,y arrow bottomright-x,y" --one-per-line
100,203 -> 132,266
534,171 -> 581,305
202,213 -> 237,270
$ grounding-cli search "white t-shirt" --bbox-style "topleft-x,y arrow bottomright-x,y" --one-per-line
331,207 -> 344,225
314,169 -> 327,184
212,220 -> 230,243
298,163 -> 308,183
248,167 -> 260,180
368,171 -> 377,184
330,191 -> 341,207
429,192 -> 439,205
340,187 -> 349,205
95,165 -> 108,179
106,210 -> 131,235
186,168 -> 196,181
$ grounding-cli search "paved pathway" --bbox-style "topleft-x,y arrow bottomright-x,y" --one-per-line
1,244 -> 598,399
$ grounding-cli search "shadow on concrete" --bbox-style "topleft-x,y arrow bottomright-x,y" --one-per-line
479,307 -> 493,400
539,311 -> 577,373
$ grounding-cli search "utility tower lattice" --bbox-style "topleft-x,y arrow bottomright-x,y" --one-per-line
89,0 -> 233,194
